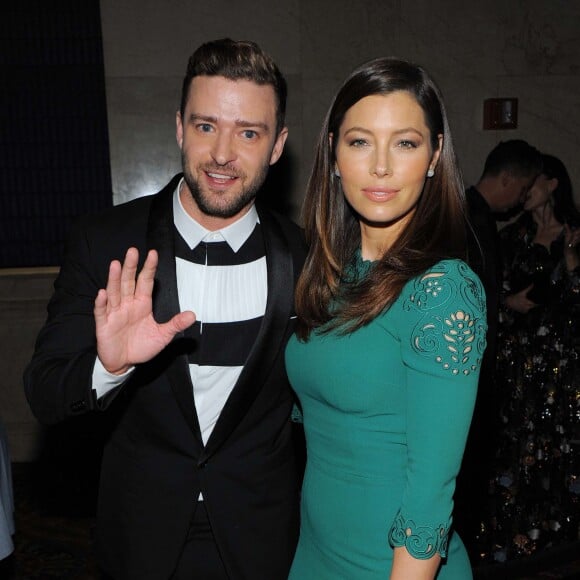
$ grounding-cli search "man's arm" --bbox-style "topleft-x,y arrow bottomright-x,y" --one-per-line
24,221 -> 194,425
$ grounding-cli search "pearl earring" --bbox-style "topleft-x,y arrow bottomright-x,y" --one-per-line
426,168 -> 435,178
334,168 -> 341,178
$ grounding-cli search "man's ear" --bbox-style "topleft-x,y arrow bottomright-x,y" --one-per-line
176,111 -> 184,148
499,170 -> 513,189
269,127 -> 289,165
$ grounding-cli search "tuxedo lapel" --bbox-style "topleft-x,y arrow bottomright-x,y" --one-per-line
200,206 -> 294,462
146,177 -> 204,449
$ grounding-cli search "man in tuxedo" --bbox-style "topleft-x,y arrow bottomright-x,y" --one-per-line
456,139 -> 542,556
24,38 -> 306,580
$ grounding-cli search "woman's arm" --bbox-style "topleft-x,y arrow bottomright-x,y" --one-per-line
391,547 -> 441,580
387,260 -> 488,579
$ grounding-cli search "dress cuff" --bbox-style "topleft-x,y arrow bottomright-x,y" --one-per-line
388,511 -> 450,559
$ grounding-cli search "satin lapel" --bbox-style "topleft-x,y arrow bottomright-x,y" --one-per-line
199,207 -> 294,462
146,178 -> 203,449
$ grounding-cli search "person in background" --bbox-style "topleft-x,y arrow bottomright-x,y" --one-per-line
24,38 -> 306,580
286,56 -> 487,579
480,153 -> 580,562
456,140 -> 542,557
466,139 -> 542,358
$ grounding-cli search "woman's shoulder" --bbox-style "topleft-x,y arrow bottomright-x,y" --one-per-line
406,259 -> 484,292
396,258 -> 487,316
385,259 -> 488,374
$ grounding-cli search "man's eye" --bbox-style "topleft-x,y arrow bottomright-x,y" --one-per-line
197,123 -> 213,133
242,130 -> 258,139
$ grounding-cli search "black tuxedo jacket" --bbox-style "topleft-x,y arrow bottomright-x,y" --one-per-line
24,175 -> 307,580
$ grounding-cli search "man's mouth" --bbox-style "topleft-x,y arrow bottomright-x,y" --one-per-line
204,170 -> 240,186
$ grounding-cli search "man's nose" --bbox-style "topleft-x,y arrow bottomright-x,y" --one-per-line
211,132 -> 237,166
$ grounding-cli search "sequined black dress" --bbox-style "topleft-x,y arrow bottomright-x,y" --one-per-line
482,212 -> 580,563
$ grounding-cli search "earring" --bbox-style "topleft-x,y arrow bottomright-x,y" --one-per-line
334,167 -> 341,178
426,168 -> 435,178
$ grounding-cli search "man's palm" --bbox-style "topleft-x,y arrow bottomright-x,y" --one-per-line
94,248 -> 195,374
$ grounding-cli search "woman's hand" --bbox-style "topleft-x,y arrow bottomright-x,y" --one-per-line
504,284 -> 538,314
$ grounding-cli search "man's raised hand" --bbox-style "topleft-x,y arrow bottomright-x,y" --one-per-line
94,248 -> 196,374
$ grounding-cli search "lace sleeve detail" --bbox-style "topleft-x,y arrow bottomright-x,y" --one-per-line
388,511 -> 450,559
402,261 -> 487,376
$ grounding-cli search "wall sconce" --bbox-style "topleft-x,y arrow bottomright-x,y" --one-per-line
483,98 -> 518,130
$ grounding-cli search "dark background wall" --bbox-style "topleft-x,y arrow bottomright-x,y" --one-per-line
1,1 -> 112,268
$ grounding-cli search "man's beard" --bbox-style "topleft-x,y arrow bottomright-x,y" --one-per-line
182,154 -> 270,219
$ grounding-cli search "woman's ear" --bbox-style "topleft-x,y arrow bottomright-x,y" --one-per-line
429,134 -> 443,172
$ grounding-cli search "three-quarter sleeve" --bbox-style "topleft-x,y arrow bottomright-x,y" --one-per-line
388,260 -> 487,559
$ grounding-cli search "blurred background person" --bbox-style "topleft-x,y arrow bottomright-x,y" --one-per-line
456,140 -> 542,559
481,153 -> 580,563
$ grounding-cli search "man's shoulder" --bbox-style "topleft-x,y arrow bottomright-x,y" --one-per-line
255,204 -> 307,266
466,186 -> 493,225
256,204 -> 303,239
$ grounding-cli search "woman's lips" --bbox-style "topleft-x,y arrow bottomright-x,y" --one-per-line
362,187 -> 399,201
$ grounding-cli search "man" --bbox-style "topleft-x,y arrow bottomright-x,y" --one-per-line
24,39 -> 306,580
456,139 -> 542,555
466,139 -> 542,321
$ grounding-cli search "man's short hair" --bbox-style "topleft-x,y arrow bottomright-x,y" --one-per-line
482,139 -> 542,179
180,38 -> 287,134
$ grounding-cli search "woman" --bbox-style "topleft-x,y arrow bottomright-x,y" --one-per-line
482,154 -> 580,561
286,57 -> 487,579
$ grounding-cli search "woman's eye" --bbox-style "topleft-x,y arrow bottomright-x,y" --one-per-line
349,138 -> 367,147
398,140 -> 417,149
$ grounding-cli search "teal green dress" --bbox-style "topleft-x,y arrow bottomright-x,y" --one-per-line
286,258 -> 487,579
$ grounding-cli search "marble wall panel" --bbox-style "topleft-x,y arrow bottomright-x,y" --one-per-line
100,0 -> 302,77
300,0 -> 403,81
106,77 -> 182,203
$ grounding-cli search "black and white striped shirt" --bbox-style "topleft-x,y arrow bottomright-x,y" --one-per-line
173,185 -> 266,444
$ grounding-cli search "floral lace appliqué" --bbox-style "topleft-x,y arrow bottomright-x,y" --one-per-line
388,511 -> 450,559
404,262 -> 487,375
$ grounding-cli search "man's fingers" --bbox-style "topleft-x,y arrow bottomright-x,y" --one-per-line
120,247 -> 140,299
105,260 -> 123,309
161,311 -> 196,338
135,249 -> 158,300
94,288 -> 108,326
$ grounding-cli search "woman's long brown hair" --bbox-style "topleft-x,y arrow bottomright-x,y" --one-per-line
295,57 -> 467,340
